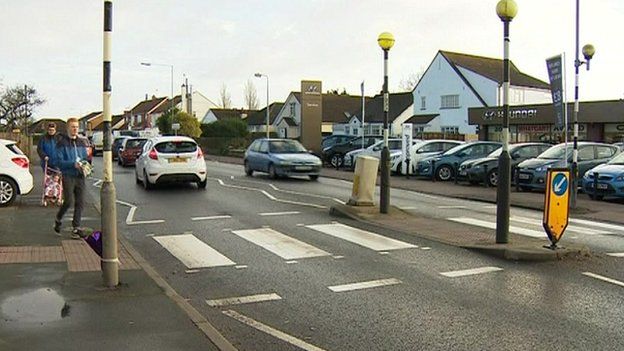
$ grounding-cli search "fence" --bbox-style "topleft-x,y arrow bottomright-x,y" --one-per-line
0,132 -> 35,160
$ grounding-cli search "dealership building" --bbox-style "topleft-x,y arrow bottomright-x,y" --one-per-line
468,99 -> 624,144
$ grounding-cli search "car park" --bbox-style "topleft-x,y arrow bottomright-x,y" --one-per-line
118,137 -> 148,167
244,138 -> 322,180
91,131 -> 103,156
0,139 -> 33,206
322,134 -> 356,151
135,136 -> 207,190
415,141 -> 501,181
322,135 -> 382,168
582,151 -> 624,200
112,136 -> 129,161
516,142 -> 620,191
459,142 -> 551,186
343,139 -> 403,169
392,139 -> 463,175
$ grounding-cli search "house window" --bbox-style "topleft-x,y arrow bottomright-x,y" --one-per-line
441,126 -> 459,134
421,96 -> 426,110
371,125 -> 382,136
345,126 -> 350,135
440,95 -> 460,109
289,102 -> 296,116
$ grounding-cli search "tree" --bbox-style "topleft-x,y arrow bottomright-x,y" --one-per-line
243,79 -> 259,110
0,85 -> 45,132
398,71 -> 424,92
156,108 -> 201,138
219,83 -> 232,108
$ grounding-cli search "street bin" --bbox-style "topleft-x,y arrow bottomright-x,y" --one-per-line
348,155 -> 379,206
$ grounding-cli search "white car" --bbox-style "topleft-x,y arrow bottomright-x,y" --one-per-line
135,136 -> 207,190
0,139 -> 34,206
391,139 -> 464,174
343,139 -> 404,169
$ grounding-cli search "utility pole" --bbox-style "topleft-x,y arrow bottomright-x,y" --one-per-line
101,0 -> 119,287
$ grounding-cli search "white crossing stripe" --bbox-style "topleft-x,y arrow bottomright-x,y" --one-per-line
448,217 -> 545,238
328,278 -> 402,293
191,215 -> 232,221
259,211 -> 300,216
582,272 -> 624,288
569,218 -> 624,232
231,228 -> 331,260
606,253 -> 624,257
511,216 -> 609,235
437,205 -> 468,209
223,310 -> 327,351
153,234 -> 236,269
306,223 -> 416,251
440,266 -> 503,278
206,293 -> 282,307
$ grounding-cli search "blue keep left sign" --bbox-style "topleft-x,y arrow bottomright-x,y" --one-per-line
552,173 -> 568,196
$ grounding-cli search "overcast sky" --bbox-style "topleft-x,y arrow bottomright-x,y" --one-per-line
1,0 -> 622,119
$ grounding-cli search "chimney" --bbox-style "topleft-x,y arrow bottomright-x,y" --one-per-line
181,81 -> 188,114
145,94 -> 148,100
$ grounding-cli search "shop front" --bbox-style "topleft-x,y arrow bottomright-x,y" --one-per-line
469,100 -> 624,144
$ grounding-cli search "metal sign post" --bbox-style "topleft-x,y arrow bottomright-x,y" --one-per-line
543,168 -> 571,249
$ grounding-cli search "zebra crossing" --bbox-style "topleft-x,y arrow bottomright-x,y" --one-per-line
152,223 -> 419,269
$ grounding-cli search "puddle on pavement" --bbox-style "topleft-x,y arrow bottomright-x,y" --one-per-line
1,288 -> 70,323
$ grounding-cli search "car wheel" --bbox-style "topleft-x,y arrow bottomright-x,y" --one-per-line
330,154 -> 344,168
143,170 -> 153,190
0,176 -> 17,207
309,175 -> 319,181
197,179 -> 207,189
436,165 -> 453,181
487,169 -> 499,187
269,164 -> 278,179
244,161 -> 253,176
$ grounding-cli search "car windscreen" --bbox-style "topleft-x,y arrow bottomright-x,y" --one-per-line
537,144 -> 570,160
5,143 -> 24,155
608,152 -> 624,165
269,140 -> 307,153
126,139 -> 147,149
154,141 -> 197,153
441,143 -> 467,156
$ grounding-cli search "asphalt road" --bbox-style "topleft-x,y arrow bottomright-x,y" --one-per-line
86,158 -> 624,351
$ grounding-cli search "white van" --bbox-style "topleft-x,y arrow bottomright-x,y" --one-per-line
91,131 -> 104,155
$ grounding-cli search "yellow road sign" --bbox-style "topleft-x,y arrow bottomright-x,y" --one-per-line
543,168 -> 570,245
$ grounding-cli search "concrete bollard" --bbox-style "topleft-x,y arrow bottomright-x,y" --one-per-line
348,155 -> 379,206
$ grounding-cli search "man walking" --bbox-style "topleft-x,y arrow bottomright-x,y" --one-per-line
37,122 -> 60,170
54,118 -> 90,239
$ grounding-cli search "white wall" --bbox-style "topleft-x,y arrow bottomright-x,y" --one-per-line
191,91 -> 219,122
391,103 -> 415,136
201,110 -> 218,124
274,94 -> 300,128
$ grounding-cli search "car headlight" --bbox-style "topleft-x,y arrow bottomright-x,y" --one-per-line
535,166 -> 545,172
473,165 -> 482,170
616,174 -> 624,181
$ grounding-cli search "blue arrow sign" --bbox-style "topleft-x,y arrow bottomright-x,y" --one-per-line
553,173 -> 568,196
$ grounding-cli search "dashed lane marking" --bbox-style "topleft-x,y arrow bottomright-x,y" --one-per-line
328,278 -> 402,293
440,266 -> 503,278
606,253 -> 624,257
259,211 -> 300,216
206,293 -> 282,307
191,215 -> 232,221
582,272 -> 624,288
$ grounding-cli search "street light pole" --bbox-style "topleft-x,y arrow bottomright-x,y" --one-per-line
495,0 -> 517,244
571,0 -> 595,209
141,62 -> 174,132
377,32 -> 394,214
254,73 -> 269,138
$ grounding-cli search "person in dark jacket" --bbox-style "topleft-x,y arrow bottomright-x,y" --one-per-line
53,118 -> 90,239
37,122 -> 60,170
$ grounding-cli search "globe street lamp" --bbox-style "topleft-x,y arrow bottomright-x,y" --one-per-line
254,73 -> 270,139
141,62 -> 174,131
495,0 -> 517,244
377,32 -> 394,214
571,0 -> 595,208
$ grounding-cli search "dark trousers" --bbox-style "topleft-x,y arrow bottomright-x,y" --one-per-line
56,176 -> 85,228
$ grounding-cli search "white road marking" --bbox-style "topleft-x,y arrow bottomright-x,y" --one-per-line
440,266 -> 503,278
306,223 -> 416,251
185,269 -> 200,274
511,216 -> 609,235
482,205 -> 497,209
332,255 -> 345,259
153,234 -> 236,269
259,211 -> 301,216
437,205 -> 468,209
191,215 -> 232,221
569,218 -> 624,232
285,260 -> 298,264
206,293 -> 282,307
93,179 -> 103,188
421,247 -> 431,250
582,272 -> 624,288
606,253 -> 624,257
328,278 -> 402,293
398,206 -> 417,210
235,265 -> 248,269
223,310 -> 327,351
231,228 -> 331,260
448,217 -> 545,238
296,223 -> 305,227
116,200 -> 165,225
379,252 -> 390,255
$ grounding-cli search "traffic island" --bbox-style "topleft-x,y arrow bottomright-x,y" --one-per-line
329,203 -> 591,262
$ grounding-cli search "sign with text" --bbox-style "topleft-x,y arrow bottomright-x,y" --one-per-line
402,123 -> 413,174
543,168 -> 570,245
300,80 -> 322,154
546,55 -> 565,128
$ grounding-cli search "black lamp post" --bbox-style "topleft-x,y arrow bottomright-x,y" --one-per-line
377,32 -> 394,214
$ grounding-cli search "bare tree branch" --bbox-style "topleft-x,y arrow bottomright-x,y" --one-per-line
244,79 -> 259,110
219,83 -> 232,109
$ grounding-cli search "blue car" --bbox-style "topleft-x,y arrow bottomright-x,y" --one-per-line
244,138 -> 322,180
415,141 -> 501,181
582,152 -> 624,200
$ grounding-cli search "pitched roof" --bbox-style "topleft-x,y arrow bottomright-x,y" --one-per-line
321,94 -> 370,123
206,108 -> 252,121
351,92 -> 414,123
152,95 -> 182,114
130,96 -> 168,115
404,114 -> 439,125
282,117 -> 297,126
79,111 -> 102,121
247,103 -> 284,125
439,50 -> 550,90
93,114 -> 126,131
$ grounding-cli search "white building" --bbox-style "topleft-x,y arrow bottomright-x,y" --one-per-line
411,50 -> 551,136
339,92 -> 413,137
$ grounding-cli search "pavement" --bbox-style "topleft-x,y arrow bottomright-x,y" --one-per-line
0,166 -> 234,351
